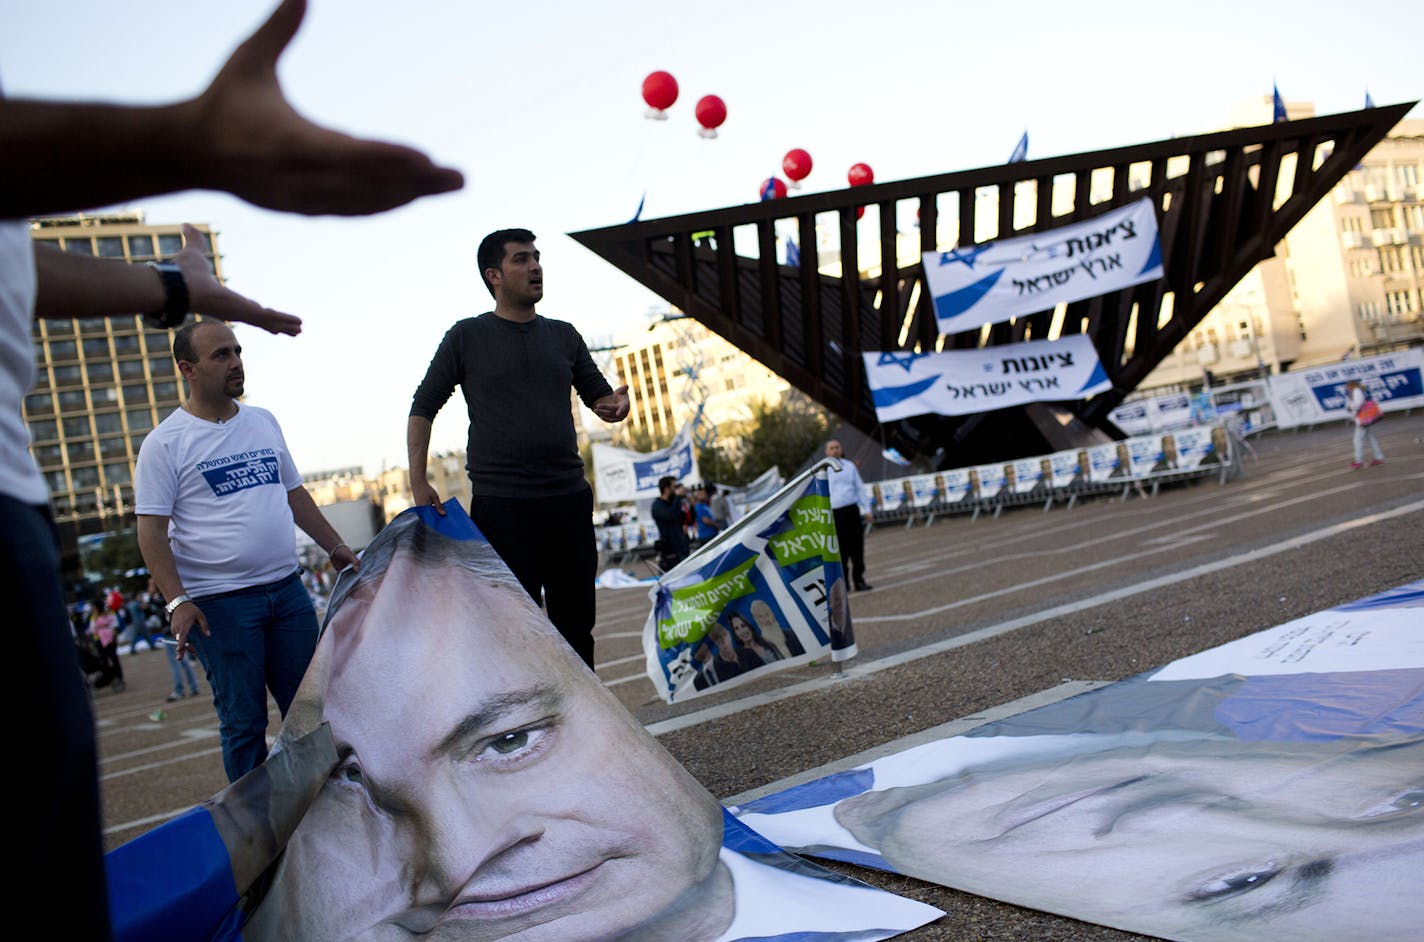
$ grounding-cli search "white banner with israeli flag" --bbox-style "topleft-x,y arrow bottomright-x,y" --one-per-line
923,196 -> 1163,334
592,423 -> 699,505
863,333 -> 1112,422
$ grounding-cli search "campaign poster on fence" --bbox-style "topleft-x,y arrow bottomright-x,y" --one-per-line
921,196 -> 1164,334
1167,425 -> 1227,472
1048,449 -> 1089,490
862,334 -> 1113,422
644,462 -> 858,704
732,578 -> 1424,942
592,423 -> 699,504
1008,457 -> 1049,497
104,502 -> 942,942
1086,441 -> 1127,483
1267,347 -> 1424,429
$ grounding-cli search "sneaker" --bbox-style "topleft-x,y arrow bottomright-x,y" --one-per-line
854,581 -> 874,592
1349,462 -> 1364,470
165,692 -> 183,702
1369,458 -> 1384,467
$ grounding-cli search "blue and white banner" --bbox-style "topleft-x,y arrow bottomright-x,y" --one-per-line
645,461 -> 857,704
592,423 -> 699,504
923,196 -> 1163,334
1267,348 -> 1424,429
863,334 -> 1112,422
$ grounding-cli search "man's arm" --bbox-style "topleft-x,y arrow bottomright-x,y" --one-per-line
405,415 -> 444,515
0,0 -> 461,220
136,514 -> 209,657
287,487 -> 360,572
591,385 -> 631,423
35,224 -> 300,335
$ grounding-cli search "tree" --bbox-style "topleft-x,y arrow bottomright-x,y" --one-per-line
720,390 -> 832,484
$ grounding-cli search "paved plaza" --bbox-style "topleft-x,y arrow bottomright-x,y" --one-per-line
93,415 -> 1422,940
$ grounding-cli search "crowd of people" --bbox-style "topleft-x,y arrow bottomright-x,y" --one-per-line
651,476 -> 731,571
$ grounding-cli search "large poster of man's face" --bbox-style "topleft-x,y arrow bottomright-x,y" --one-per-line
735,580 -> 1424,942
241,505 -> 941,942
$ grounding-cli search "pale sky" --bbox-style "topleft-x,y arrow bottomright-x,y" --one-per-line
4,0 -> 1419,474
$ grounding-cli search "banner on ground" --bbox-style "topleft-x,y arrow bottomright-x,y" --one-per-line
733,578 -> 1424,942
592,423 -> 699,504
863,334 -> 1112,423
922,196 -> 1163,334
1267,347 -> 1424,428
105,503 -> 940,942
645,460 -> 857,704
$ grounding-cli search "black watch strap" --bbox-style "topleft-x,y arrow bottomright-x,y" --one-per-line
143,261 -> 190,330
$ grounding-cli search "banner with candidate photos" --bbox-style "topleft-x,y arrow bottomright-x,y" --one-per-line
592,422 -> 699,504
733,579 -> 1424,942
645,462 -> 858,705
1267,347 -> 1424,429
863,333 -> 1112,423
104,502 -> 941,942
922,196 -> 1164,334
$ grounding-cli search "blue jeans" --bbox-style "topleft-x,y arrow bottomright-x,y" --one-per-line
165,634 -> 200,696
190,570 -> 317,782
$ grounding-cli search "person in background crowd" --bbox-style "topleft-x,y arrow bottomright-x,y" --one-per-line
709,482 -> 732,530
824,439 -> 874,592
1343,379 -> 1385,470
652,475 -> 691,571
694,484 -> 720,543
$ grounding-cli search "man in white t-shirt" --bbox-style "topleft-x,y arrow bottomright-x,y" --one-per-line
136,320 -> 359,782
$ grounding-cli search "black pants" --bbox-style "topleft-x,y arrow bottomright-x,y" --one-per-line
470,486 -> 598,667
3,496 -> 112,940
833,503 -> 868,587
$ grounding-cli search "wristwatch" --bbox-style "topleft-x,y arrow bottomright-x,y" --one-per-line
164,593 -> 192,616
143,261 -> 190,330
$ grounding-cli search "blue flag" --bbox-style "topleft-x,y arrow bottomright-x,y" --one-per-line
628,191 -> 646,224
1008,130 -> 1028,163
786,236 -> 801,267
1365,89 -> 1376,109
1272,83 -> 1287,122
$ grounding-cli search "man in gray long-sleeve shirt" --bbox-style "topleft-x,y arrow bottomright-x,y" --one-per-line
407,229 -> 629,666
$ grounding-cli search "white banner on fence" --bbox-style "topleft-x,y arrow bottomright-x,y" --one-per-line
863,334 -> 1112,422
1267,348 -> 1424,428
922,196 -> 1164,334
592,424 -> 699,504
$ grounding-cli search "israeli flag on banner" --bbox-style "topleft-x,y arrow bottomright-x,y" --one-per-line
1008,130 -> 1028,163
921,196 -> 1163,335
861,333 -> 1112,422
1273,82 -> 1287,122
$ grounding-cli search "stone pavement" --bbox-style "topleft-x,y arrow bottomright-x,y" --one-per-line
92,414 -> 1423,940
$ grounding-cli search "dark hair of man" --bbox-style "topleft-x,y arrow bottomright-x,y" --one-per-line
658,475 -> 677,494
476,227 -> 538,298
171,320 -> 205,365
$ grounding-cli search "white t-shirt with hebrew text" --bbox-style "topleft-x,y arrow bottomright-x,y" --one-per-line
135,403 -> 303,597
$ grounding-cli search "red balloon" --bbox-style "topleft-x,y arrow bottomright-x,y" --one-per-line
782,148 -> 813,184
695,95 -> 727,138
760,177 -> 788,201
642,71 -> 678,118
848,162 -> 874,187
855,206 -> 866,220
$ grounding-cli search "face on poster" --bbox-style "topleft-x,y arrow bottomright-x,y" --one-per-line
833,730 -> 1424,941
243,511 -> 941,941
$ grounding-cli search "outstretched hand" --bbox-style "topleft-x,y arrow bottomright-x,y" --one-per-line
175,225 -> 302,335
192,0 -> 464,215
593,385 -> 631,423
